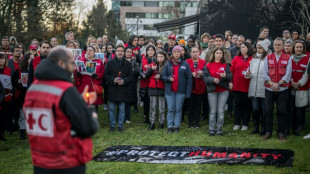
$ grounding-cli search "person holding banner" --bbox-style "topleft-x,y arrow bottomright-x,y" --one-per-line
75,45 -> 104,113
0,53 -> 12,141
23,47 -> 98,174
12,53 -> 32,140
230,42 -> 254,131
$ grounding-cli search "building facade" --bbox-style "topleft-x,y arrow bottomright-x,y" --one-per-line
111,0 -> 200,38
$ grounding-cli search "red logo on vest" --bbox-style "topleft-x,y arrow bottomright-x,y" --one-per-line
24,108 -> 54,137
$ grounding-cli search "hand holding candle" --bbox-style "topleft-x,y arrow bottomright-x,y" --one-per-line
82,85 -> 97,105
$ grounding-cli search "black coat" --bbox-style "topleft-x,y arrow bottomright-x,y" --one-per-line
104,57 -> 133,103
127,60 -> 139,104
12,68 -> 28,108
0,81 -> 4,104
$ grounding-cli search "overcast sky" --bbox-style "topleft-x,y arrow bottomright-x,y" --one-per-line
74,0 -> 111,21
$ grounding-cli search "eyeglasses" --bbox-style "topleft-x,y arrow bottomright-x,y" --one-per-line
0,57 -> 5,60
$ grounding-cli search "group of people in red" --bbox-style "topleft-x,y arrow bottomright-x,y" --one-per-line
0,26 -> 310,173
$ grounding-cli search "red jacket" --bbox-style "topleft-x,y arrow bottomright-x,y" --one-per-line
291,55 -> 309,90
206,62 -> 228,93
265,53 -> 290,88
186,58 -> 206,94
230,55 -> 252,93
75,57 -> 104,105
148,63 -> 165,89
0,67 -> 12,102
140,55 -> 151,88
23,80 -> 93,169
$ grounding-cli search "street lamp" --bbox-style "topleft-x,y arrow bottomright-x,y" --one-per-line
136,16 -> 139,36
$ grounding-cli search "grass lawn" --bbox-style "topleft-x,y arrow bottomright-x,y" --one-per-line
0,106 -> 309,174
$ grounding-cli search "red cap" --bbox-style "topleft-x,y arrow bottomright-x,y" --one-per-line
29,44 -> 37,50
168,35 -> 176,40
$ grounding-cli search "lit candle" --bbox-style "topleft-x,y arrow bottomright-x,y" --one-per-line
86,92 -> 90,105
118,72 -> 121,78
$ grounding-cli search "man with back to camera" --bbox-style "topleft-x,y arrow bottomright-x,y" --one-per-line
23,47 -> 99,174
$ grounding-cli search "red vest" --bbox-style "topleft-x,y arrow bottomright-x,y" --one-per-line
23,80 -> 93,169
186,58 -> 206,94
292,55 -> 309,90
32,56 -> 41,81
140,55 -> 151,88
265,53 -> 290,87
148,63 -> 165,89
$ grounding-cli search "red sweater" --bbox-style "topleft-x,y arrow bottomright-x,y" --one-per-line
206,62 -> 228,92
186,58 -> 206,94
230,55 -> 252,93
171,64 -> 180,92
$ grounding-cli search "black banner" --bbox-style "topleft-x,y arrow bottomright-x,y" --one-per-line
93,145 -> 294,167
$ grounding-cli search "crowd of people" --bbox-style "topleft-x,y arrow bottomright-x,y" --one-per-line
1,26 -> 310,142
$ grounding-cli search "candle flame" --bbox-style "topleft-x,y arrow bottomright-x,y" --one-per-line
86,92 -> 90,98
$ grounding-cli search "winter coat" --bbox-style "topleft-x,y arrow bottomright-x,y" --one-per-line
244,55 -> 266,98
104,57 -> 133,103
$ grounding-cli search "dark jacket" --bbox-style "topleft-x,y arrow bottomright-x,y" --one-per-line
35,59 -> 98,138
203,63 -> 233,93
0,81 -> 4,104
229,45 -> 239,60
127,59 -> 139,104
28,55 -> 46,87
12,68 -> 28,108
161,60 -> 192,98
104,57 -> 133,103
8,59 -> 19,76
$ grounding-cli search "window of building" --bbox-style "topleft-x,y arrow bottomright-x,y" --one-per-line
143,25 -> 155,30
120,1 -> 132,6
145,13 -> 158,19
159,1 -> 175,7
126,13 -> 145,18
144,1 -> 158,7
158,13 -> 173,19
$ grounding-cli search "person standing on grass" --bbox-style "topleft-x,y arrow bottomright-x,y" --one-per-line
23,47 -> 98,174
289,40 -> 309,136
145,50 -> 168,130
139,45 -> 156,124
244,39 -> 269,135
230,42 -> 255,131
186,47 -> 206,128
203,47 -> 232,136
262,38 -> 292,141
0,53 -> 12,141
124,47 -> 140,123
161,46 -> 192,133
104,45 -> 133,132
75,45 -> 105,113
12,53 -> 32,140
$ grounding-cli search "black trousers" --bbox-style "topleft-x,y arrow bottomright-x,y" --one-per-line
188,93 -> 203,125
202,92 -> 209,117
0,101 -> 12,134
265,89 -> 289,135
34,164 -> 85,174
142,95 -> 150,117
125,103 -> 131,121
233,91 -> 251,126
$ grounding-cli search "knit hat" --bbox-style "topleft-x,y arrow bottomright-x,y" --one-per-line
178,39 -> 186,46
172,45 -> 183,53
116,40 -> 124,47
257,39 -> 270,52
29,44 -> 37,50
